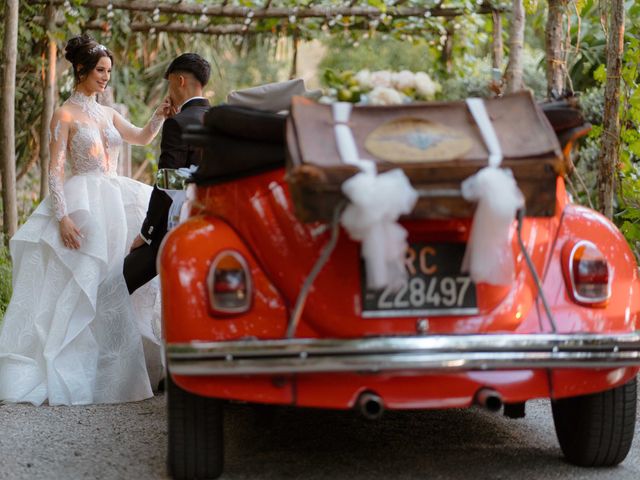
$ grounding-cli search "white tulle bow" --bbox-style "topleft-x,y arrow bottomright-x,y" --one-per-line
332,102 -> 418,290
461,167 -> 524,285
462,98 -> 524,285
341,169 -> 418,290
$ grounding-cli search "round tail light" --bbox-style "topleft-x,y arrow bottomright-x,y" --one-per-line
562,240 -> 610,306
207,250 -> 252,315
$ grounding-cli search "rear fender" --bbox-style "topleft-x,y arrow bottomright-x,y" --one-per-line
542,204 -> 640,398
542,204 -> 640,334
158,215 -> 288,345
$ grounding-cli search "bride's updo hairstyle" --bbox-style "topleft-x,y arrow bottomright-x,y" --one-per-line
64,33 -> 113,84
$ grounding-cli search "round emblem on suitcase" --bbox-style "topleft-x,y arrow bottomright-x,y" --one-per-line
364,117 -> 472,162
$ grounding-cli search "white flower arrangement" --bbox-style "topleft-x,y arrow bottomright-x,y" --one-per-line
368,86 -> 405,106
323,68 -> 442,105
414,72 -> 440,99
392,70 -> 416,91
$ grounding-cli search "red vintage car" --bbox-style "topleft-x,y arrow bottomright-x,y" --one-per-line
158,92 -> 640,480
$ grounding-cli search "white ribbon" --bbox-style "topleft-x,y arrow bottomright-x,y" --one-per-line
165,165 -> 199,231
461,98 -> 524,285
166,190 -> 187,231
332,102 -> 418,290
465,98 -> 503,167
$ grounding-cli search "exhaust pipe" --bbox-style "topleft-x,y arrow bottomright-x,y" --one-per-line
357,391 -> 385,420
475,388 -> 503,412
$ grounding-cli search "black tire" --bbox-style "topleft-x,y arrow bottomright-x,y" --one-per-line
167,372 -> 224,479
552,376 -> 637,467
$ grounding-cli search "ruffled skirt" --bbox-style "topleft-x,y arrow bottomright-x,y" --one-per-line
0,173 -> 163,405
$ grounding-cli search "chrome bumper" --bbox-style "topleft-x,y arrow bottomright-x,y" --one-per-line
166,333 -> 640,376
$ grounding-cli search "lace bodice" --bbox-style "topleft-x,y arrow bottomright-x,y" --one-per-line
48,91 -> 165,220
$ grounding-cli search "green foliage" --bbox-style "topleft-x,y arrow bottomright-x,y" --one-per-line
323,69 -> 364,102
319,36 -> 436,77
571,9 -> 640,259
3,0 -> 638,263
524,0 -> 607,92
524,0 -> 541,15
615,27 -> 640,257
6,4 -> 290,198
0,3 -> 49,182
593,64 -> 607,84
0,239 -> 12,323
437,46 -> 547,100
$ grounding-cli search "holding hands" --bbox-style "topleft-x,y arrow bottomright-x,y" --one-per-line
157,95 -> 177,119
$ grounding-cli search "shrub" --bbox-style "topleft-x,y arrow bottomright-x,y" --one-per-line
0,239 -> 12,323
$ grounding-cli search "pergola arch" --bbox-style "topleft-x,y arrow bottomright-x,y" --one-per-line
3,0 -> 513,241
36,1 -> 509,36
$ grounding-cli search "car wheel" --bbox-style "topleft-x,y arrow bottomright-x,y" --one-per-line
167,372 -> 224,479
551,376 -> 637,467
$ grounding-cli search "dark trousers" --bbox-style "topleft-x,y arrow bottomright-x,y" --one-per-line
123,243 -> 159,294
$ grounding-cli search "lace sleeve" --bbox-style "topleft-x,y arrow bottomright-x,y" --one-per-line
48,112 -> 70,221
112,108 -> 164,146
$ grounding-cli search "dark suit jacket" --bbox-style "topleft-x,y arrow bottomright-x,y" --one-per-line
140,98 -> 210,246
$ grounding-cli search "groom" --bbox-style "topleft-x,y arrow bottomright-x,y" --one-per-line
124,53 -> 211,294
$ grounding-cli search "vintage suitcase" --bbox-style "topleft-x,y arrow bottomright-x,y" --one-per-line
285,91 -> 564,222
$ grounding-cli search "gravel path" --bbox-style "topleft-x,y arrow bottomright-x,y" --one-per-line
1,393 -> 639,479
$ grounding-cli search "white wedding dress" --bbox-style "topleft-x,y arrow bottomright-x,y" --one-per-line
0,91 -> 164,406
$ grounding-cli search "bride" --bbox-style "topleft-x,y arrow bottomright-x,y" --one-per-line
0,34 -> 168,405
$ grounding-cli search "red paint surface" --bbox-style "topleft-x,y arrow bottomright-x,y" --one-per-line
161,171 -> 640,406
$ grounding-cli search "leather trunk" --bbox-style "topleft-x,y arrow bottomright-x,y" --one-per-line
285,91 -> 564,222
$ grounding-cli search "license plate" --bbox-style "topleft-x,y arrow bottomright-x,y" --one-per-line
361,242 -> 478,318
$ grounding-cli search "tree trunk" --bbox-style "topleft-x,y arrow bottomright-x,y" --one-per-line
0,0 -> 19,242
17,126 -> 41,182
504,0 -> 525,93
545,0 -> 568,99
289,31 -> 299,80
442,23 -> 455,74
492,10 -> 504,71
40,4 -> 57,200
597,0 -> 625,220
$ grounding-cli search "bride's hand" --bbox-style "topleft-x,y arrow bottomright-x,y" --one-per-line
60,216 -> 83,249
157,96 -> 176,118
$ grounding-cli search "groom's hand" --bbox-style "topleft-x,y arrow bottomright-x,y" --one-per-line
130,234 -> 146,252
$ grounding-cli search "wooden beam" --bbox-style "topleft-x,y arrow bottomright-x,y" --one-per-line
129,22 -> 251,35
37,17 -> 439,35
35,0 -> 506,19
